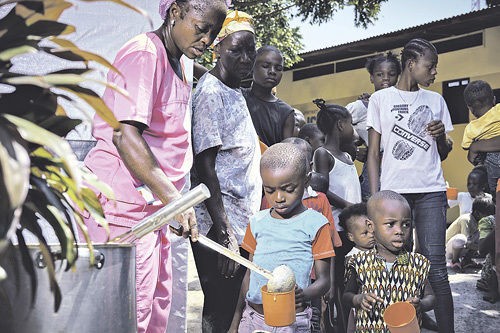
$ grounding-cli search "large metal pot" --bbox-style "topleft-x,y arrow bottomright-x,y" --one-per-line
0,243 -> 136,333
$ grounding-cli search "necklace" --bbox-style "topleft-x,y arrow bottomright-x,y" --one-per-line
396,85 -> 420,106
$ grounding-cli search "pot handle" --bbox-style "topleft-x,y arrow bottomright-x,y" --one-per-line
36,248 -> 105,269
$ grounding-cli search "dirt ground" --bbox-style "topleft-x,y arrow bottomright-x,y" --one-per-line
186,248 -> 500,333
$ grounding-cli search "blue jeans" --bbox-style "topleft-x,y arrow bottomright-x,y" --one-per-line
402,191 -> 455,333
485,152 -> 500,198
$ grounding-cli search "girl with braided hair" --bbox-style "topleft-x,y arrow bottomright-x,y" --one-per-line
312,99 -> 362,332
366,38 -> 454,332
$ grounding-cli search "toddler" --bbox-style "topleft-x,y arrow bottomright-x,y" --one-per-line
299,123 -> 325,154
462,80 -> 500,197
448,165 -> 489,215
229,142 -> 335,333
339,203 -> 375,258
338,203 -> 374,333
344,190 -> 436,332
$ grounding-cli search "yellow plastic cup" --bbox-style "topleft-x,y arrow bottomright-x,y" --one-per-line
447,187 -> 459,200
383,302 -> 420,333
260,285 -> 295,327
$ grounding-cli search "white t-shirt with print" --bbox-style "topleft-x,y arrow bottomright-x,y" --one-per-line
366,86 -> 453,194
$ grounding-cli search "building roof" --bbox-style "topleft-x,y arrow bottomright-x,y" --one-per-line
289,5 -> 500,70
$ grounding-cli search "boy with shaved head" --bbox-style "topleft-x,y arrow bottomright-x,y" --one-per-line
343,190 -> 435,332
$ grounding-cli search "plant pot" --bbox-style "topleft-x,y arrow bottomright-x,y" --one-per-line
0,243 -> 136,332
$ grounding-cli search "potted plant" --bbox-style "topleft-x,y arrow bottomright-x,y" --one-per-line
0,0 -> 147,328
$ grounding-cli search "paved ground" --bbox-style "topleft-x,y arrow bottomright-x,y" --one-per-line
186,248 -> 500,332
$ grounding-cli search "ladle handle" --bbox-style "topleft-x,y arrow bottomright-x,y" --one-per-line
131,184 -> 211,238
197,234 -> 273,280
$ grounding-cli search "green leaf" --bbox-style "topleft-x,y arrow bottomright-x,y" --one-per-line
2,114 -> 82,191
73,213 -> 95,266
0,121 -> 30,210
20,206 -> 62,312
0,45 -> 37,61
81,167 -> 115,202
15,228 -> 37,307
45,37 -> 123,76
80,187 -> 109,236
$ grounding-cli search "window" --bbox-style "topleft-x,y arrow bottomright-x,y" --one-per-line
442,78 -> 470,124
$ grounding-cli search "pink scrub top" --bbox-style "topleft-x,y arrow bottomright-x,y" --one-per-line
85,32 -> 192,227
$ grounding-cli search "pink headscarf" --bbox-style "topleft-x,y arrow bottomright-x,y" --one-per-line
159,0 -> 232,21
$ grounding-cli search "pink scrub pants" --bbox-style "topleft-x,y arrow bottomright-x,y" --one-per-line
84,218 -> 172,333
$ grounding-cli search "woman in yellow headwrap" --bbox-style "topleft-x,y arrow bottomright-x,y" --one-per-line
190,10 -> 262,333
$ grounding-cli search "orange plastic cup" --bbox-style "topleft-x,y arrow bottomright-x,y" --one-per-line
447,187 -> 459,200
383,302 -> 420,333
260,285 -> 295,327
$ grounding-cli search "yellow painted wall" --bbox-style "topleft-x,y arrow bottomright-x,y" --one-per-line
276,26 -> 500,221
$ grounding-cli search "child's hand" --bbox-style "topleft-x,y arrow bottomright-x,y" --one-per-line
358,92 -> 371,102
426,120 -> 445,138
295,285 -> 306,310
323,287 -> 335,305
354,293 -> 383,312
407,297 -> 422,313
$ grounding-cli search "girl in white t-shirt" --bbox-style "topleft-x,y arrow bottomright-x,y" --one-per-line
366,38 -> 454,333
448,165 -> 489,215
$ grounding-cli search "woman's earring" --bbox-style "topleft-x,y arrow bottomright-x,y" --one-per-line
171,20 -> 175,27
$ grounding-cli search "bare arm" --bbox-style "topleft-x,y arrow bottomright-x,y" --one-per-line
467,136 -> 500,164
296,258 -> 330,308
313,148 -> 352,208
282,112 -> 296,139
112,122 -> 197,239
194,146 -> 240,277
366,128 -> 381,196
228,254 -> 252,333
407,279 -> 435,313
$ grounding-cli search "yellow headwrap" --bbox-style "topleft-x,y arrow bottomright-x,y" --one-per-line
212,10 -> 255,47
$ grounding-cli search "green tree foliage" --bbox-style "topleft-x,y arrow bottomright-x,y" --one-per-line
199,0 -> 388,68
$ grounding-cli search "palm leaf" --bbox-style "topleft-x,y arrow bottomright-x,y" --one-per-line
20,206 -> 62,312
2,114 -> 82,190
0,45 -> 37,61
15,229 -> 37,307
45,36 -> 122,76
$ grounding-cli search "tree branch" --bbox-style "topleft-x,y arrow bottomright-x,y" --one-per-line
232,0 -> 268,6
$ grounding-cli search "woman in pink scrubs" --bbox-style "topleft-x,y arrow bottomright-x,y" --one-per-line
83,1 -> 227,332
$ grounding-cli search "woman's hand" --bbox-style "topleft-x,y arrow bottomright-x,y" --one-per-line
216,229 -> 240,278
353,293 -> 383,311
170,206 -> 198,241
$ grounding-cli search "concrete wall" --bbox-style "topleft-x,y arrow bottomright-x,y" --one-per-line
276,26 -> 500,221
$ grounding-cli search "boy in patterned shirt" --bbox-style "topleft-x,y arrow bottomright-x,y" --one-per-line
343,190 -> 435,332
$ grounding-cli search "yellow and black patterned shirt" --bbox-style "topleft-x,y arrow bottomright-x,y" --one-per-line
346,248 -> 431,332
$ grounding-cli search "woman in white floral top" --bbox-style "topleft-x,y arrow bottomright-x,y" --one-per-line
190,10 -> 262,333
